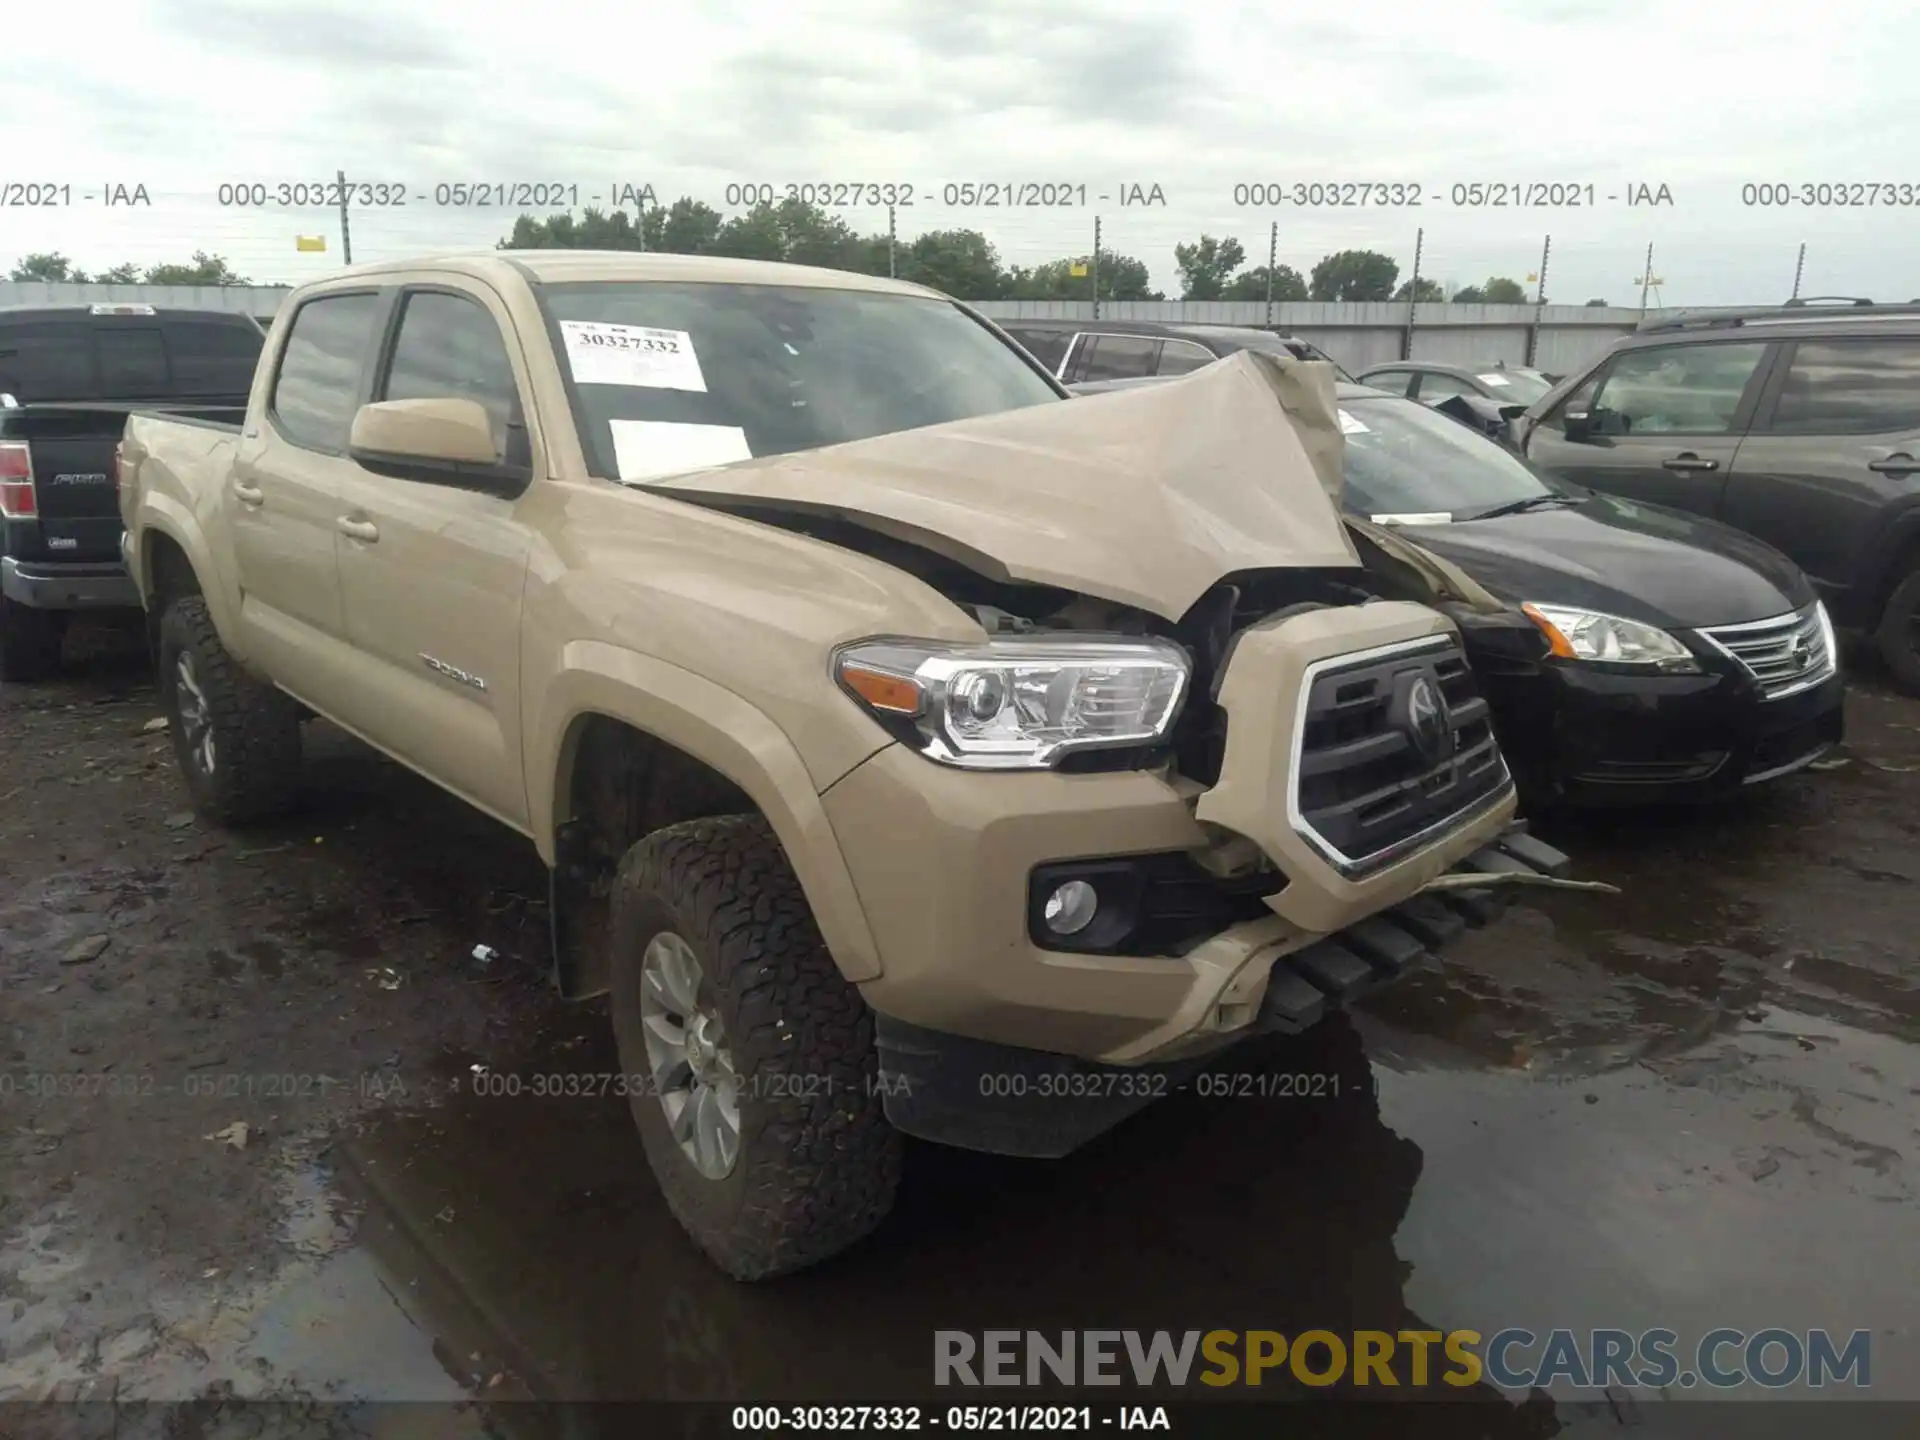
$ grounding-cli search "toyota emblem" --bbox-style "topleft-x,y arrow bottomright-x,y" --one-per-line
1402,674 -> 1452,764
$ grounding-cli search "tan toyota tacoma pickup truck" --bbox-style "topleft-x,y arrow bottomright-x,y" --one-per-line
117,251 -> 1569,1279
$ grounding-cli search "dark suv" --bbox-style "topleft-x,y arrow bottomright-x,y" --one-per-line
994,318 -> 1352,385
1512,299 -> 1920,690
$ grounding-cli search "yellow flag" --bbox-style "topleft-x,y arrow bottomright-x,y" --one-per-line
1069,261 -> 1088,277
296,235 -> 327,253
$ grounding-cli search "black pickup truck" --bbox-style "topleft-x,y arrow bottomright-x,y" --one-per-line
0,303 -> 263,678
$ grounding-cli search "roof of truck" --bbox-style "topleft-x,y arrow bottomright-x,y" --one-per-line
314,250 -> 950,299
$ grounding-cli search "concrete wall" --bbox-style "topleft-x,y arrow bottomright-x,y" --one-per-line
2,281 -> 1671,374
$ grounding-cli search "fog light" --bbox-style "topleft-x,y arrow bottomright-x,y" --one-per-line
1043,879 -> 1099,935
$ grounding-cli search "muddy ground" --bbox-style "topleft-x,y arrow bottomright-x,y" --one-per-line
1,620 -> 1915,1437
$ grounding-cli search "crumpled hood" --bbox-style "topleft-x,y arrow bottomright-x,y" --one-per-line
638,349 -> 1360,620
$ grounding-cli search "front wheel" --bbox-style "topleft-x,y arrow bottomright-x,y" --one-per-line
157,596 -> 303,823
1875,565 -> 1920,695
609,814 -> 902,1280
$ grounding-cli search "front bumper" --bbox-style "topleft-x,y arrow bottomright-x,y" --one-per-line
1,556 -> 141,611
870,822 -> 1568,1157
1480,656 -> 1845,806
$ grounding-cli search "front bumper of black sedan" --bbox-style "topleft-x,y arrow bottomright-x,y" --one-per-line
1470,651 -> 1844,807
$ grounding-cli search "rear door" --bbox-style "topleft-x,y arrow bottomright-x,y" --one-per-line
1720,334 -> 1920,615
327,282 -> 537,828
229,289 -> 383,695
1522,339 -> 1774,515
1076,334 -> 1161,383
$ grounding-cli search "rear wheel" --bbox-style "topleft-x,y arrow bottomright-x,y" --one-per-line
0,595 -> 65,682
1875,565 -> 1920,695
609,814 -> 902,1280
157,596 -> 303,823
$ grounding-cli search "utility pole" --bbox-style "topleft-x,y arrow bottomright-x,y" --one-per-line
887,205 -> 897,279
1402,227 -> 1424,360
1526,234 -> 1552,366
1791,242 -> 1806,300
1638,241 -> 1655,317
1091,215 -> 1102,320
337,169 -> 352,266
1264,221 -> 1277,328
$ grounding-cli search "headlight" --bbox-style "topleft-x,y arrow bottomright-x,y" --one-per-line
835,636 -> 1191,770
1815,600 -> 1840,676
1521,602 -> 1701,672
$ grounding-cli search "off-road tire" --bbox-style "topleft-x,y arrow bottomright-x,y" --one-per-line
157,596 -> 303,823
0,595 -> 65,682
1875,564 -> 1920,696
610,814 -> 902,1280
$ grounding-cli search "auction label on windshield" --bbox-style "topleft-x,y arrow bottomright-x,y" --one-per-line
561,321 -> 707,392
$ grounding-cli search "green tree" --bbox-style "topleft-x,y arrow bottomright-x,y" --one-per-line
1220,263 -> 1308,301
1173,234 -> 1247,300
96,263 -> 143,284
897,229 -> 1005,299
501,206 -> 646,250
1309,249 -> 1399,301
143,251 -> 248,285
1453,277 -> 1527,304
9,252 -> 88,282
647,197 -> 724,254
1007,253 -> 1161,301
1392,277 -> 1446,302
1585,297 -> 1610,307
708,201 -> 787,262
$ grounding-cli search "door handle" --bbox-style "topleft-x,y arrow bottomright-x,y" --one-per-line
1661,454 -> 1719,472
336,516 -> 380,543
233,480 -> 264,506
1867,453 -> 1918,476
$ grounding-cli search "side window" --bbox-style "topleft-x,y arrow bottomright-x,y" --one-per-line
95,328 -> 171,395
1080,335 -> 1159,382
0,321 -> 96,401
1156,339 -> 1214,376
1589,341 -> 1769,435
164,319 -> 265,396
1767,339 -> 1920,435
1006,327 -> 1071,373
1415,371 -> 1471,401
380,291 -> 520,454
270,293 -> 384,452
1363,369 -> 1416,397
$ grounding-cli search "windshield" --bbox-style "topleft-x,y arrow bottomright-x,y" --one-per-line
539,281 -> 1063,482
1474,367 -> 1554,404
1340,395 -> 1556,518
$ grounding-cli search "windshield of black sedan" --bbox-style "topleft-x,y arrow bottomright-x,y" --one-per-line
540,281 -> 1062,482
1340,395 -> 1553,518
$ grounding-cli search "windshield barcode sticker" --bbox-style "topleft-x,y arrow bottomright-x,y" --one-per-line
1338,409 -> 1370,434
561,322 -> 707,392
1477,373 -> 1511,386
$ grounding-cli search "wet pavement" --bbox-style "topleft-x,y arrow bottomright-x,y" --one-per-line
1,623 -> 1915,1433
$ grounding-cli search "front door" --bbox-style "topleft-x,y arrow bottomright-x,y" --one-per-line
1523,340 -> 1774,517
327,284 -> 537,830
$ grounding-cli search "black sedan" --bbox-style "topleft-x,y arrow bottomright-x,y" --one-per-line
1073,375 -> 1846,806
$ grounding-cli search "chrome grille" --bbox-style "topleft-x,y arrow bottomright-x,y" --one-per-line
1698,605 -> 1834,701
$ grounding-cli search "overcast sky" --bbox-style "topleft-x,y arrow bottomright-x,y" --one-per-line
2,0 -> 1915,305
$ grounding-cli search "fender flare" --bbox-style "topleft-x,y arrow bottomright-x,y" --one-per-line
133,498 -> 250,664
531,640 -> 883,982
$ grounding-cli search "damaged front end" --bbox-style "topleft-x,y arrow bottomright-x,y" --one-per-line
641,351 -> 1575,1149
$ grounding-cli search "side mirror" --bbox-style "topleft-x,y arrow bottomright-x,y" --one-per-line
1561,408 -> 1596,442
348,398 -> 530,496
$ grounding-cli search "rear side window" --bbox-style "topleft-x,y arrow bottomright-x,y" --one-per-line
164,319 -> 264,396
0,321 -> 96,401
1080,335 -> 1159,382
271,293 -> 383,451
1590,341 -> 1769,435
96,327 -> 170,394
1415,371 -> 1473,401
1768,338 -> 1920,434
380,291 -> 520,454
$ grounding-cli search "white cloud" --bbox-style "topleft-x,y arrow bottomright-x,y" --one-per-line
1,0 -> 1914,303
